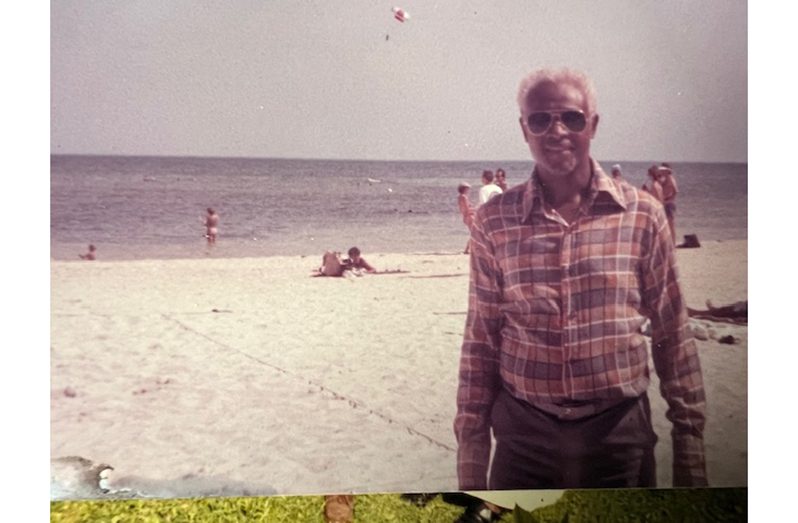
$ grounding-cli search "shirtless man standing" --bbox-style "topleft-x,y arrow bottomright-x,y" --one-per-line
658,164 -> 679,242
642,164 -> 664,203
204,208 -> 219,245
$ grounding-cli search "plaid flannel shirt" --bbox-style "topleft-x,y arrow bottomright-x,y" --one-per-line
454,160 -> 706,489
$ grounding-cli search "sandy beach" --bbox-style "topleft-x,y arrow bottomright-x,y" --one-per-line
50,240 -> 747,498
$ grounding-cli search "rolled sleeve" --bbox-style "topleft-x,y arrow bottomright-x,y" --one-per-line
454,211 -> 504,490
642,208 -> 708,486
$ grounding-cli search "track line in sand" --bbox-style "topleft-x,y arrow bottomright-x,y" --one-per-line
161,313 -> 456,453
404,273 -> 468,279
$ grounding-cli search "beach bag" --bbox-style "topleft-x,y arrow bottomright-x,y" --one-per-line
321,251 -> 345,276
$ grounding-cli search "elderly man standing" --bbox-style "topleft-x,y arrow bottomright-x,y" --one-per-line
454,68 -> 706,491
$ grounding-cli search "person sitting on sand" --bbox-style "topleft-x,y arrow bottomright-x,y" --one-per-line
342,246 -> 376,275
79,244 -> 96,260
317,248 -> 375,277
319,251 -> 346,276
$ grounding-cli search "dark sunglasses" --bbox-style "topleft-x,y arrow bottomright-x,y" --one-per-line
526,110 -> 588,135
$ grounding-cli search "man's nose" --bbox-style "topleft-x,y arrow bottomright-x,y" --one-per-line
549,116 -> 569,134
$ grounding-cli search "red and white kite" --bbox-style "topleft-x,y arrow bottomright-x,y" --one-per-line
392,6 -> 410,23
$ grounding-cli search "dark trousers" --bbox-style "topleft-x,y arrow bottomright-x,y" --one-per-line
488,389 -> 657,489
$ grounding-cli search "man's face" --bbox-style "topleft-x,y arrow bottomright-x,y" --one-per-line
519,81 -> 598,179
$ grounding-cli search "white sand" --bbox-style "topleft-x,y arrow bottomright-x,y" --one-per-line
50,240 -> 747,498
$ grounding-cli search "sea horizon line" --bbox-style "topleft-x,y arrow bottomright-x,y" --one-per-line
50,153 -> 748,166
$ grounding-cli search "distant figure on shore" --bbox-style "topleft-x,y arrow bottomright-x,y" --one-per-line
458,182 -> 475,254
611,164 -> 623,180
343,246 -> 376,274
478,170 -> 502,206
658,163 -> 679,241
79,244 -> 96,260
203,208 -> 219,245
641,164 -> 664,202
495,168 -> 508,192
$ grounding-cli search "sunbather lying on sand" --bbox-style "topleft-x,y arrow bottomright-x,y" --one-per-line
315,247 -> 377,277
687,300 -> 747,321
341,247 -> 376,274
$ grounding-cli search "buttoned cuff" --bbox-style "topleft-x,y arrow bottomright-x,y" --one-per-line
672,434 -> 708,487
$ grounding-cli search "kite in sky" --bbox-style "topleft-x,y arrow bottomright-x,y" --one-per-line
392,6 -> 410,23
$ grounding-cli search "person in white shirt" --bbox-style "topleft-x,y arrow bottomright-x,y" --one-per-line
478,170 -> 502,205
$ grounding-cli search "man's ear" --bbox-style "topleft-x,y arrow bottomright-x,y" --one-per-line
589,113 -> 600,139
519,116 -> 529,143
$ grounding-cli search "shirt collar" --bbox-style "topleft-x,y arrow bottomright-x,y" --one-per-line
521,159 -> 627,223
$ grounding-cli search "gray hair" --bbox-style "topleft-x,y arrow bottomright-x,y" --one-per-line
517,68 -> 597,115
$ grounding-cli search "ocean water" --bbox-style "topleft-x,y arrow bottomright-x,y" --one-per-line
50,155 -> 747,261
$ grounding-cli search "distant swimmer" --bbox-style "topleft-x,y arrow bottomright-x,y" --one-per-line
611,164 -> 623,180
203,208 -> 219,245
79,244 -> 97,260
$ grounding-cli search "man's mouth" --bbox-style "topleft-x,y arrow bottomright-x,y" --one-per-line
543,140 -> 573,153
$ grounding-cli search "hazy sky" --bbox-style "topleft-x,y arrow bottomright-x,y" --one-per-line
51,1 -> 747,162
